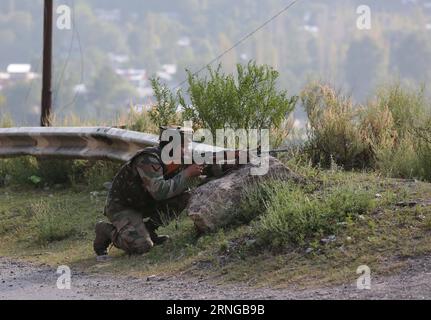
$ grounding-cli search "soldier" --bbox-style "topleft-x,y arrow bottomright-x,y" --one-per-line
93,126 -> 203,257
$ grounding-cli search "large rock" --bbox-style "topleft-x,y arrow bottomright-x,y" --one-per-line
187,157 -> 304,233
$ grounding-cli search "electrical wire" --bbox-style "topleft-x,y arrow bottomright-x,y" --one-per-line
172,0 -> 300,90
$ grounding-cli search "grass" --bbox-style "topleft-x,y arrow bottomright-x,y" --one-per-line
301,82 -> 431,181
254,182 -> 376,247
0,77 -> 430,288
1,167 -> 430,289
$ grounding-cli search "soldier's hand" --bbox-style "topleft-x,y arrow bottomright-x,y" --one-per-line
184,164 -> 204,178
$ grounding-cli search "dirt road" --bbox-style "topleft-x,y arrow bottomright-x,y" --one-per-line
1,256 -> 431,300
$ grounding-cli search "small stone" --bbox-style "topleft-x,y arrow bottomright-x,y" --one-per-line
320,235 -> 336,244
146,275 -> 157,281
305,247 -> 313,254
346,236 -> 352,242
396,201 -> 418,207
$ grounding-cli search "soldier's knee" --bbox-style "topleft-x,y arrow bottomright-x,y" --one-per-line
131,237 -> 154,254
113,224 -> 154,255
119,236 -> 153,255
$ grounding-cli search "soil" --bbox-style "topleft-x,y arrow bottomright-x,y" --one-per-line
1,255 -> 431,300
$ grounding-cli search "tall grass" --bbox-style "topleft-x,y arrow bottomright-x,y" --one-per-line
372,84 -> 431,180
30,200 -> 77,244
302,83 -> 369,169
234,179 -> 376,249
301,81 -> 431,181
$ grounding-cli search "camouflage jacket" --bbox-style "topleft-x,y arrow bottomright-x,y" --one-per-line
105,147 -> 193,213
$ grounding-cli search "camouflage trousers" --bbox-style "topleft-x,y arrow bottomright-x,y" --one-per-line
104,193 -> 190,254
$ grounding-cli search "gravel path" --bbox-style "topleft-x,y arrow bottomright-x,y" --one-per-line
1,256 -> 431,300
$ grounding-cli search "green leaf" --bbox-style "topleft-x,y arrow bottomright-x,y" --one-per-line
29,175 -> 42,185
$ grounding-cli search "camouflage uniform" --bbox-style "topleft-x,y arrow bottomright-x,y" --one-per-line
99,146 -> 194,255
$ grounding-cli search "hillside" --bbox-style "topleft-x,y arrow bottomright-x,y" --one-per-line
1,0 -> 431,124
1,166 -> 431,294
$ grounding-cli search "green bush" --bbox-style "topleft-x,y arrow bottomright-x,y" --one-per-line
180,61 -> 297,135
232,181 -> 278,225
373,84 -> 431,180
148,77 -> 180,128
127,108 -> 158,133
37,159 -> 76,185
0,157 -> 39,186
251,181 -> 375,247
301,83 -> 369,169
0,157 -> 119,189
301,81 -> 431,181
82,161 -> 120,191
375,83 -> 427,137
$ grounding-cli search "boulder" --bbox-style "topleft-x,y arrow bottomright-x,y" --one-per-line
187,156 -> 304,233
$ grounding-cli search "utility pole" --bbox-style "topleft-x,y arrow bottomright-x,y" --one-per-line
41,0 -> 53,127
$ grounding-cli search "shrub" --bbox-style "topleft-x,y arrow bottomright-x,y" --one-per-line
37,159 -> 76,185
83,161 -> 120,191
252,181 -> 375,247
372,84 -> 431,180
180,61 -> 297,136
301,83 -> 368,169
127,108 -> 158,133
0,157 -> 119,189
0,157 -> 39,186
232,180 -> 279,225
148,77 -> 180,128
374,83 -> 427,137
301,81 -> 431,181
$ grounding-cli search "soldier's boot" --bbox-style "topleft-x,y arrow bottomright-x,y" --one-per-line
93,221 -> 115,256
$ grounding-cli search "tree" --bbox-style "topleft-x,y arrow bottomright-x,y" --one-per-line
181,61 -> 297,135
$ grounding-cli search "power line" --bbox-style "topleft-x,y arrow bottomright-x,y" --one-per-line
172,0 -> 299,91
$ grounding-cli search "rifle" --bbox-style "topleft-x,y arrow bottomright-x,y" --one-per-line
164,147 -> 291,179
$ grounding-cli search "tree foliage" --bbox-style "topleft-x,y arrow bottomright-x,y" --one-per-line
180,61 -> 297,134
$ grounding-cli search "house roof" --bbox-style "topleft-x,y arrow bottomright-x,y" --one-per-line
7,64 -> 31,74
